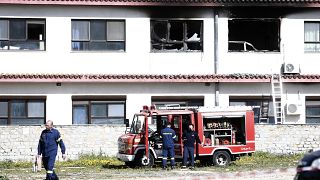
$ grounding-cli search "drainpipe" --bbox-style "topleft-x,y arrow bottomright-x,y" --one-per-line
214,10 -> 219,106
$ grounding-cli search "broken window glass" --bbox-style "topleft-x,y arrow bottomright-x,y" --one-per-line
151,20 -> 203,52
0,19 -> 45,50
228,19 -> 280,52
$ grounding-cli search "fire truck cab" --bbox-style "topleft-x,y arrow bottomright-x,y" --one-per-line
117,105 -> 255,167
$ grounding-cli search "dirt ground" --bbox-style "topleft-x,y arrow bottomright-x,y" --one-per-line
1,167 -> 296,180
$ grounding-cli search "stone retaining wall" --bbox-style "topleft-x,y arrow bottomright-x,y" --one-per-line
255,124 -> 320,154
0,125 -> 126,162
1,124 -> 319,161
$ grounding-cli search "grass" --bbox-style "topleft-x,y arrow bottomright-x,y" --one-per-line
202,151 -> 304,172
0,151 -> 304,171
0,152 -> 304,179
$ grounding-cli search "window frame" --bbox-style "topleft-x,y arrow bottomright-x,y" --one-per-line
0,18 -> 46,51
71,19 -> 126,52
0,98 -> 46,125
150,19 -> 203,52
229,97 -> 274,124
304,21 -> 320,52
72,100 -> 126,125
228,18 -> 280,52
305,100 -> 320,124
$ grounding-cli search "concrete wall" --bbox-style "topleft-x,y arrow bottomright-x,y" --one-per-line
1,124 -> 320,161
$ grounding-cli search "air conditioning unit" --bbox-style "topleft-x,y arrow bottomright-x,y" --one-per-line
283,62 -> 300,74
286,102 -> 302,115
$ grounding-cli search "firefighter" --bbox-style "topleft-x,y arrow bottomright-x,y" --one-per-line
37,120 -> 66,180
160,122 -> 176,170
182,124 -> 202,169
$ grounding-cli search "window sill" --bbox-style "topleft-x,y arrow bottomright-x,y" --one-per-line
70,50 -> 126,53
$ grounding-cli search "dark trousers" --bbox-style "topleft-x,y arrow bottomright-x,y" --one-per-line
162,146 -> 175,167
43,155 -> 59,180
183,146 -> 195,167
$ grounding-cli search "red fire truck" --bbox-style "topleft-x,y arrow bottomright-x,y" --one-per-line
117,105 -> 255,167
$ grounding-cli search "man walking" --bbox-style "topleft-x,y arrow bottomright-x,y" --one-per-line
160,122 -> 176,170
37,120 -> 66,180
182,124 -> 202,169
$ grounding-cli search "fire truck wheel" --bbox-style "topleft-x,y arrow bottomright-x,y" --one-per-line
135,151 -> 155,168
212,151 -> 231,167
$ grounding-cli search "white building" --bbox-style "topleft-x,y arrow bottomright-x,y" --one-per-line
0,0 -> 320,126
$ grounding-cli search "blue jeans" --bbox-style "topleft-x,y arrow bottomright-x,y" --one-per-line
162,146 -> 175,167
43,155 -> 59,180
183,146 -> 195,167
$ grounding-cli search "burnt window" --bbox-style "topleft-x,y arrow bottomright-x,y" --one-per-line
0,19 -> 45,50
228,19 -> 280,52
151,20 -> 203,52
71,19 -> 125,51
304,22 -> 320,52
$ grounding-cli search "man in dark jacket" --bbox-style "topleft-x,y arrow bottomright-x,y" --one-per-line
37,120 -> 66,180
160,123 -> 176,170
182,124 -> 202,169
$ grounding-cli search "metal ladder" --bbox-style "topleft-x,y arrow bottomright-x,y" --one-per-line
271,74 -> 284,124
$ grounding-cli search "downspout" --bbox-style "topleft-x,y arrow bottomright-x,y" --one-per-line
214,10 -> 219,106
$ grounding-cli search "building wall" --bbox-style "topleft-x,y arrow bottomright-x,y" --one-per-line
0,5 -> 215,75
1,124 -> 319,161
0,82 -> 215,125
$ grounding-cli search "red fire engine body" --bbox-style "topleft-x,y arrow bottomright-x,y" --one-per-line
117,106 -> 255,167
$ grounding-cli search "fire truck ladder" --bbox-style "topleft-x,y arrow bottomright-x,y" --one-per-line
271,74 -> 284,124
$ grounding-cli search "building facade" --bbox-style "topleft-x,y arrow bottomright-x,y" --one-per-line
0,0 -> 320,160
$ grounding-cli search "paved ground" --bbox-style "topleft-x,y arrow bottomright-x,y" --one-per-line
1,167 -> 296,180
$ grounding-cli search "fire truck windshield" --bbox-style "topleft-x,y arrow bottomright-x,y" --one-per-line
129,114 -> 145,134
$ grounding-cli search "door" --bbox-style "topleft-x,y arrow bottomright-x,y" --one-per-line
172,115 -> 183,158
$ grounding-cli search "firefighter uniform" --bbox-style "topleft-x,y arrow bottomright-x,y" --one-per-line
160,126 -> 176,169
38,128 -> 66,180
182,130 -> 201,168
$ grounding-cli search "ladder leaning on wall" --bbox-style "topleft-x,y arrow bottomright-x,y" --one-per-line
271,74 -> 284,124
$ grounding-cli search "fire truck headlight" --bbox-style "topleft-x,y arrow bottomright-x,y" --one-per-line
311,158 -> 320,169
126,144 -> 133,150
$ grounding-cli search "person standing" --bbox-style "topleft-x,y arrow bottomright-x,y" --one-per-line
182,124 -> 202,169
37,120 -> 66,180
160,123 -> 176,170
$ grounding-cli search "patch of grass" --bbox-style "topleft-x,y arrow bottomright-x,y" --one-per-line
230,151 -> 304,171
56,154 -> 124,168
0,160 -> 32,169
0,175 -> 9,180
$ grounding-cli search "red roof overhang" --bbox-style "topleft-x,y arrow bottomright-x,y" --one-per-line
1,0 -> 320,7
0,73 -> 319,83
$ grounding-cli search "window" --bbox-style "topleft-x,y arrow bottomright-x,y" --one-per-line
228,19 -> 280,52
72,100 -> 125,124
151,96 -> 204,109
229,97 -> 274,124
151,20 -> 203,52
71,20 -> 125,51
304,22 -> 320,52
0,19 -> 45,50
0,99 -> 45,125
306,100 -> 320,124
